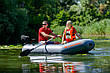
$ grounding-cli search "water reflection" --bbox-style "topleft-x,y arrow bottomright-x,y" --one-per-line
20,50 -> 110,73
39,62 -> 62,73
0,40 -> 110,73
22,64 -> 30,73
21,55 -> 86,73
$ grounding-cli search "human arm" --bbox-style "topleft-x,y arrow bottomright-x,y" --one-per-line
76,33 -> 81,39
61,28 -> 67,44
39,27 -> 55,38
51,32 -> 62,38
61,33 -> 65,44
72,27 -> 81,39
40,32 -> 55,38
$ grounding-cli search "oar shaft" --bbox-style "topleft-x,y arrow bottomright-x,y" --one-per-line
20,37 -> 54,56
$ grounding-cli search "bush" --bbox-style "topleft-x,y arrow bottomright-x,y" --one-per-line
83,19 -> 110,35
50,26 -> 65,42
0,0 -> 29,44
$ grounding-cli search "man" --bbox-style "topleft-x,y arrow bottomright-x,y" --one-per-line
38,21 -> 61,44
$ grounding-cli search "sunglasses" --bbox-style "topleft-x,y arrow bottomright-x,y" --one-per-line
43,24 -> 48,26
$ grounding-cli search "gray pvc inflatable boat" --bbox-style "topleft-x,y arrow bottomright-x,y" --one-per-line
22,39 -> 95,54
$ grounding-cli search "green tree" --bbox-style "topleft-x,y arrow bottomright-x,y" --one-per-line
0,0 -> 29,44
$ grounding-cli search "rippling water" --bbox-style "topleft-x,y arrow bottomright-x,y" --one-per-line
0,40 -> 110,73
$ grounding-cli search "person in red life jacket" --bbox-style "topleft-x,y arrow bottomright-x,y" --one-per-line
62,20 -> 80,44
38,21 -> 61,44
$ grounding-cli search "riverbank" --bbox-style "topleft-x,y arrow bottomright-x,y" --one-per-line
82,35 -> 110,39
82,35 -> 110,37
0,35 -> 110,50
0,45 -> 22,49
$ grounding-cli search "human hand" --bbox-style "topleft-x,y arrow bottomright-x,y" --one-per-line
61,41 -> 67,44
76,33 -> 81,39
51,36 -> 56,39
53,36 -> 56,39
57,35 -> 62,38
40,41 -> 46,44
61,42 -> 64,44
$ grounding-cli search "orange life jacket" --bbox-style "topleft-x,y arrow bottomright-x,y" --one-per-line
64,26 -> 76,42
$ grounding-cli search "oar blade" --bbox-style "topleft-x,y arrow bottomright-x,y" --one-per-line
20,49 -> 31,56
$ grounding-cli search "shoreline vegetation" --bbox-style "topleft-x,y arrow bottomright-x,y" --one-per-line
0,35 -> 110,49
1,0 -> 110,45
82,35 -> 110,38
0,45 -> 22,49
82,35 -> 110,36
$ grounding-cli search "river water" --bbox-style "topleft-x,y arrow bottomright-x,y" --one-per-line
0,40 -> 110,73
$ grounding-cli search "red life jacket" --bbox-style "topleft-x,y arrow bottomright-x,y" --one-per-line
64,26 -> 76,42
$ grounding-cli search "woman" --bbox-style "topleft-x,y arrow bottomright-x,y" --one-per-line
62,20 -> 80,44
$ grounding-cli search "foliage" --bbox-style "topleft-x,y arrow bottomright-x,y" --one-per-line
0,45 -> 22,49
51,26 -> 65,42
51,9 -> 70,27
51,19 -> 110,40
0,0 -> 110,44
83,19 -> 109,35
73,25 -> 83,35
68,0 -> 110,26
0,0 -> 29,44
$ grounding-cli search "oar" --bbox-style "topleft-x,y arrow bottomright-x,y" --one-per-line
20,37 -> 54,56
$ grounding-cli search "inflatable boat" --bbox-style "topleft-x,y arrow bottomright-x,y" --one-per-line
22,39 -> 95,55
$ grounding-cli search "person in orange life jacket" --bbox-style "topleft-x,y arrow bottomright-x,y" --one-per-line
38,21 -> 61,44
62,20 -> 80,44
